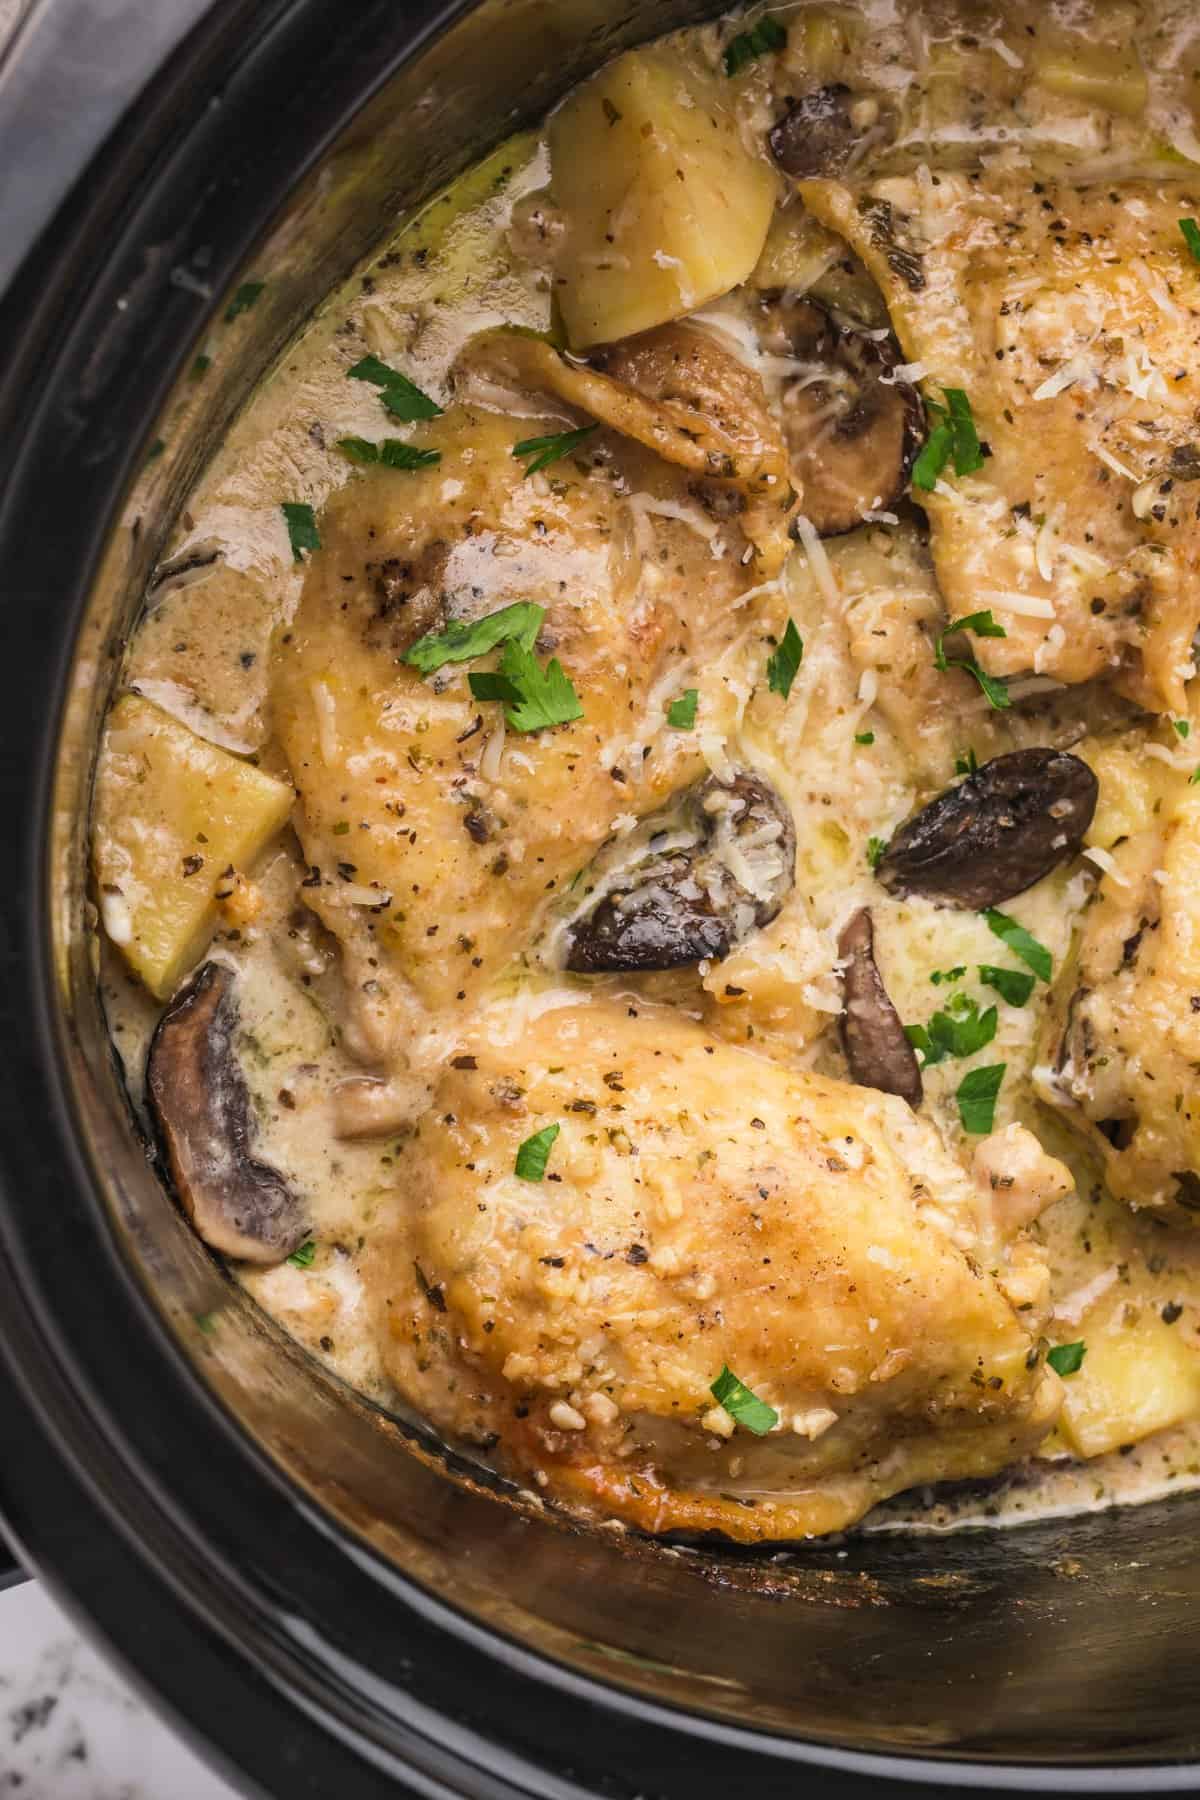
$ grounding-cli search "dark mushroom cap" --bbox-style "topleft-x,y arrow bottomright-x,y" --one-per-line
566,772 -> 796,973
146,961 -> 309,1264
876,748 -> 1099,909
763,296 -> 922,537
769,85 -> 856,179
838,907 -> 923,1109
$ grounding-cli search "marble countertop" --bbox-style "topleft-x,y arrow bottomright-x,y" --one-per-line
0,1579 -> 240,1798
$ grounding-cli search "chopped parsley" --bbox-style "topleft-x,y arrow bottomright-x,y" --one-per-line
955,747 -> 979,776
710,1365 -> 779,1435
979,963 -> 1036,1007
934,610 -> 1010,710
1192,767 -> 1200,785
723,14 -> 787,76
405,601 -> 543,675
866,835 -> 888,870
667,688 -> 699,729
1047,1340 -> 1087,1377
225,280 -> 265,321
1175,718 -> 1192,739
956,1062 -> 1005,1134
469,640 -> 584,733
930,965 -> 967,986
855,730 -> 875,746
145,437 -> 165,463
282,502 -> 321,562
287,1239 -> 317,1269
905,994 -> 998,1068
347,353 -> 442,421
767,618 -> 804,698
512,423 -> 597,476
190,353 -> 212,380
912,387 -> 984,490
515,1122 -> 560,1181
984,908 -> 1052,983
1179,217 -> 1200,262
336,435 -> 441,470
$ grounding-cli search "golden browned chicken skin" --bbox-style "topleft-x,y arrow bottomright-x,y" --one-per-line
368,999 -> 1067,1542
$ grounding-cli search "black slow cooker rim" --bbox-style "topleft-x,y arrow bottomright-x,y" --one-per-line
1,2 -> 1199,1794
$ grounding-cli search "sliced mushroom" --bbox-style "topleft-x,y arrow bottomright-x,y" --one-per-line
757,295 -> 921,536
769,86 -> 857,179
838,908 -> 922,1108
454,326 -> 799,574
147,961 -> 309,1263
565,772 -> 795,973
876,749 -> 1098,909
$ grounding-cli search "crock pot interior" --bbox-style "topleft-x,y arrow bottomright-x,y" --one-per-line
7,0 -> 1200,1789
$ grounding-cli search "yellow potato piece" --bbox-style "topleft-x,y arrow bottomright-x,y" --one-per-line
1032,40 -> 1147,118
93,695 -> 293,999
548,48 -> 776,349
1057,1298 -> 1200,1458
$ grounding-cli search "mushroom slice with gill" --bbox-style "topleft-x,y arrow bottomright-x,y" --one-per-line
454,326 -> 799,576
876,748 -> 1098,910
563,772 -> 795,973
755,293 -> 922,537
838,907 -> 922,1109
147,960 -> 309,1263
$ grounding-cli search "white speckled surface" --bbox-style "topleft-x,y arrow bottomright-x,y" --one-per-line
0,1582 -> 240,1798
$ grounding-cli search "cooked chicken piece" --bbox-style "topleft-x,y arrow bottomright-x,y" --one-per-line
270,406 -> 763,1072
1046,774 -> 1200,1221
797,174 -> 1200,714
455,325 -> 799,574
366,999 -> 1066,1542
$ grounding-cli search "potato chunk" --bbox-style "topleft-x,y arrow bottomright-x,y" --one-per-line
93,695 -> 293,998
1031,39 -> 1148,119
547,48 -> 776,349
1057,1297 -> 1200,1458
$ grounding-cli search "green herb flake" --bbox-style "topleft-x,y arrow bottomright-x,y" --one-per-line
866,835 -> 888,870
1047,1340 -> 1087,1377
1179,218 -> 1200,262
282,502 -> 321,563
405,601 -> 544,676
470,640 -> 584,733
930,965 -> 967,986
667,688 -> 699,729
710,1365 -> 779,1435
767,618 -> 804,698
332,820 -> 351,836
933,610 -> 1010,710
145,438 -> 166,464
723,14 -> 787,76
347,353 -> 442,421
913,387 -> 984,490
287,1239 -> 317,1269
190,353 -> 212,381
1192,766 -> 1200,786
905,995 -> 998,1068
513,423 -> 598,477
225,280 -> 266,321
984,908 -> 1052,983
956,1062 -> 1006,1134
1175,718 -> 1192,739
337,435 -> 439,469
855,730 -> 875,746
515,1122 -> 561,1181
979,963 -> 1036,1007
955,747 -> 979,776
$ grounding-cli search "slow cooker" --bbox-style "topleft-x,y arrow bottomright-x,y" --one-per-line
2,1 -> 1200,1793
